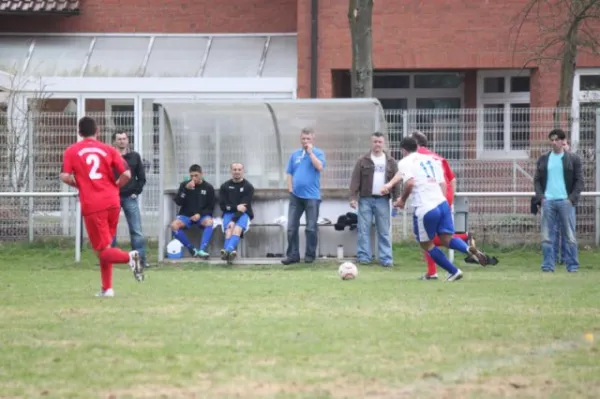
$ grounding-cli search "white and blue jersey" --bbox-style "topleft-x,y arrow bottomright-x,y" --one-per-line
397,152 -> 454,242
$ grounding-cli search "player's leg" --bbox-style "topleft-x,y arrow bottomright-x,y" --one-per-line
224,214 -> 250,264
221,212 -> 234,260
436,202 -> 491,266
356,198 -> 374,264
196,215 -> 214,259
103,206 -> 144,281
170,216 -> 196,256
414,207 -> 462,281
84,211 -> 115,296
421,242 -> 438,280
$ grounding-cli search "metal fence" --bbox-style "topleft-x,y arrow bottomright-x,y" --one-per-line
384,106 -> 599,245
0,105 -> 598,248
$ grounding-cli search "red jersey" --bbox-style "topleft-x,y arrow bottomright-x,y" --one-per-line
417,146 -> 456,205
62,138 -> 128,216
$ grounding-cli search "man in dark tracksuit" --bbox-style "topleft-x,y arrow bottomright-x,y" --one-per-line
219,163 -> 254,264
112,131 -> 148,267
533,128 -> 584,273
171,164 -> 216,259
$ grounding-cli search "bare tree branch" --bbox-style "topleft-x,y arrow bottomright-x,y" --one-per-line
510,0 -> 600,108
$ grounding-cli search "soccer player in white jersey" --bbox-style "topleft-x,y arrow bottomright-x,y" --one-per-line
381,137 -> 491,281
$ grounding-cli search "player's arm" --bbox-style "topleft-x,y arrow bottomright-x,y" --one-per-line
383,169 -> 404,193
59,150 -> 78,187
174,182 -> 187,206
219,183 -> 233,213
116,170 -> 132,188
232,182 -> 254,222
442,158 -> 456,199
59,172 -> 77,188
201,184 -> 216,216
399,178 -> 415,204
111,150 -> 131,188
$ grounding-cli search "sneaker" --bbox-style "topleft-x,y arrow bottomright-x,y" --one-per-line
220,249 -> 229,261
446,269 -> 463,281
128,250 -> 144,282
281,257 -> 299,265
227,250 -> 237,265
418,273 -> 438,280
195,249 -> 210,259
467,246 -> 490,266
95,288 -> 115,297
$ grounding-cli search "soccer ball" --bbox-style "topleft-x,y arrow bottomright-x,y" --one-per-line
338,262 -> 358,280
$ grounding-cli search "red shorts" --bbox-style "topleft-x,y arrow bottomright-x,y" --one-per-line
84,207 -> 120,251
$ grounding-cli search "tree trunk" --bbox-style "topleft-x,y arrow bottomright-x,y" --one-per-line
553,25 -> 578,128
348,0 -> 374,98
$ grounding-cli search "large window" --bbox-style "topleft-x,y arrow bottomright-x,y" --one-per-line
477,70 -> 531,158
374,72 -> 464,160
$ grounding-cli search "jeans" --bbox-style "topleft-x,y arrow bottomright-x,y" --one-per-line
286,193 -> 320,260
112,196 -> 147,264
357,196 -> 392,265
541,199 -> 578,271
553,212 -> 571,264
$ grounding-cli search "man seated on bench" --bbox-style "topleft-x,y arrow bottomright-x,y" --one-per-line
219,162 -> 255,264
170,164 -> 216,259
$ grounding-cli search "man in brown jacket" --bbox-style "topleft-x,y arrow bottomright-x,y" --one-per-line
349,132 -> 400,267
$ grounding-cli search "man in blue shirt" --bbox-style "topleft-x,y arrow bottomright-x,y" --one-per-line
534,129 -> 584,273
281,127 -> 326,265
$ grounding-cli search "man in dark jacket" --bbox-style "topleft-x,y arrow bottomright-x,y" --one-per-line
111,131 -> 148,267
349,131 -> 400,267
219,162 -> 254,264
533,129 -> 584,272
170,164 -> 216,259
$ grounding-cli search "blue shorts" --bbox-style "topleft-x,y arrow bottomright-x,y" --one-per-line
413,201 -> 454,243
176,214 -> 212,229
222,212 -> 250,233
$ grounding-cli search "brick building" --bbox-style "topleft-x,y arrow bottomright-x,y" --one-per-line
1,1 -> 600,157
0,1 -> 598,244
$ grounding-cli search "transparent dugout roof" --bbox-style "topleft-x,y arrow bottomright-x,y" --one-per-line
0,34 -> 297,78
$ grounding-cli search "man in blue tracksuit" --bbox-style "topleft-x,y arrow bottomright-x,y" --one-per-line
281,127 -> 326,265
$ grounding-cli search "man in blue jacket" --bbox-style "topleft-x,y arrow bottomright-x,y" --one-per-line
534,129 -> 584,273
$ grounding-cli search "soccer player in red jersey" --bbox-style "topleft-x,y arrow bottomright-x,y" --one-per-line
410,131 -> 494,279
60,116 -> 144,297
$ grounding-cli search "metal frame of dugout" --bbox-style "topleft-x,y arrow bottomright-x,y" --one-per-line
157,99 -> 389,265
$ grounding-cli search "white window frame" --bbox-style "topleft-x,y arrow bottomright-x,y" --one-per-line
476,69 -> 531,159
374,72 -> 464,109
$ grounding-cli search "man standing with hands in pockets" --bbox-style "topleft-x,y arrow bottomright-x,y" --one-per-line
281,127 -> 327,265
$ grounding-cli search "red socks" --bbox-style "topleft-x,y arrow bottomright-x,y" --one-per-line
100,261 -> 113,291
98,248 -> 130,291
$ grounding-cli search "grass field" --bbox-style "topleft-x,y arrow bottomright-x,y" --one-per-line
0,242 -> 599,399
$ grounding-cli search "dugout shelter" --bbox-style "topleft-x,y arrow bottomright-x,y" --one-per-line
157,99 -> 388,263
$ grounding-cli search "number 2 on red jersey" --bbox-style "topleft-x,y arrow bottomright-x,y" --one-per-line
85,153 -> 103,180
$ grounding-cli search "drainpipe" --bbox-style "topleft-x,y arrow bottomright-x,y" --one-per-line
310,0 -> 318,98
